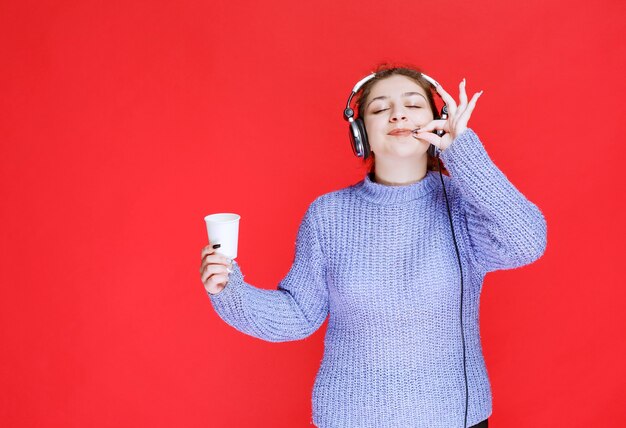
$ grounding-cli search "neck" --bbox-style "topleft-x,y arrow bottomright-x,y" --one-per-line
372,155 -> 428,186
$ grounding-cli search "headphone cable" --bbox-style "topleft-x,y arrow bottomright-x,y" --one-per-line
435,152 -> 469,428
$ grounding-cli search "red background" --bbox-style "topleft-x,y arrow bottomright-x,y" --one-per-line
1,0 -> 625,426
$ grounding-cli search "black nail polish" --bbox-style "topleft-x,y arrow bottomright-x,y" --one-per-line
212,244 -> 221,249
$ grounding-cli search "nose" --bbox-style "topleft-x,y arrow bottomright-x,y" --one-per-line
389,105 -> 407,122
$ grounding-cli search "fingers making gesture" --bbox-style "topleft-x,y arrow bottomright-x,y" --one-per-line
413,78 -> 483,152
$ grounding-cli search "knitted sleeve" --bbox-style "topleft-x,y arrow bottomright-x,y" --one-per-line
439,129 -> 547,274
206,202 -> 329,342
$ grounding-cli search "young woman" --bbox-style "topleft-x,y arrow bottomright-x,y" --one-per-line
199,65 -> 547,428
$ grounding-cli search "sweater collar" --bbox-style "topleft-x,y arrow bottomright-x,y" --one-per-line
355,171 -> 439,204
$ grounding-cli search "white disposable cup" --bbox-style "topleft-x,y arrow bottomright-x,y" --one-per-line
204,213 -> 240,259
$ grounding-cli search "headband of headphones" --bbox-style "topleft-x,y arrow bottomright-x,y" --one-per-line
343,72 -> 441,122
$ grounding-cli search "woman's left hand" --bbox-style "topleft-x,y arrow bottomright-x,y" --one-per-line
412,78 -> 483,152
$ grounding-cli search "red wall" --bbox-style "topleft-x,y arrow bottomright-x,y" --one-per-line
1,0 -> 624,426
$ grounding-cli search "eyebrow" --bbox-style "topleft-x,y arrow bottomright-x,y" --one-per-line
367,92 -> 427,108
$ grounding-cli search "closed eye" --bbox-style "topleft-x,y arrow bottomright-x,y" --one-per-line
372,105 -> 421,114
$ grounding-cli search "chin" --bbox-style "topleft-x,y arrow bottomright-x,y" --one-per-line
381,148 -> 426,159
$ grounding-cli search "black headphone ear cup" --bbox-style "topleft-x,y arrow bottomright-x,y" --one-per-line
349,118 -> 371,159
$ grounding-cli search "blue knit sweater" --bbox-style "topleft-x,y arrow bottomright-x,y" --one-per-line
208,129 -> 547,427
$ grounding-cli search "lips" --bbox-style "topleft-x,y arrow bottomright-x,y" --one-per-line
388,129 -> 413,136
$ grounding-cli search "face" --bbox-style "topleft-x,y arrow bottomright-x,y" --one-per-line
362,75 -> 435,159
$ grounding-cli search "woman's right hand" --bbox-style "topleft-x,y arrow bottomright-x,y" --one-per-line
200,240 -> 234,295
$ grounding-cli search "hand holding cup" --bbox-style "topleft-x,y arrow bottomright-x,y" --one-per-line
200,240 -> 234,295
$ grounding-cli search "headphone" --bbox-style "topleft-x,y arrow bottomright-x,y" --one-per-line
343,72 -> 449,160
343,72 -> 470,428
